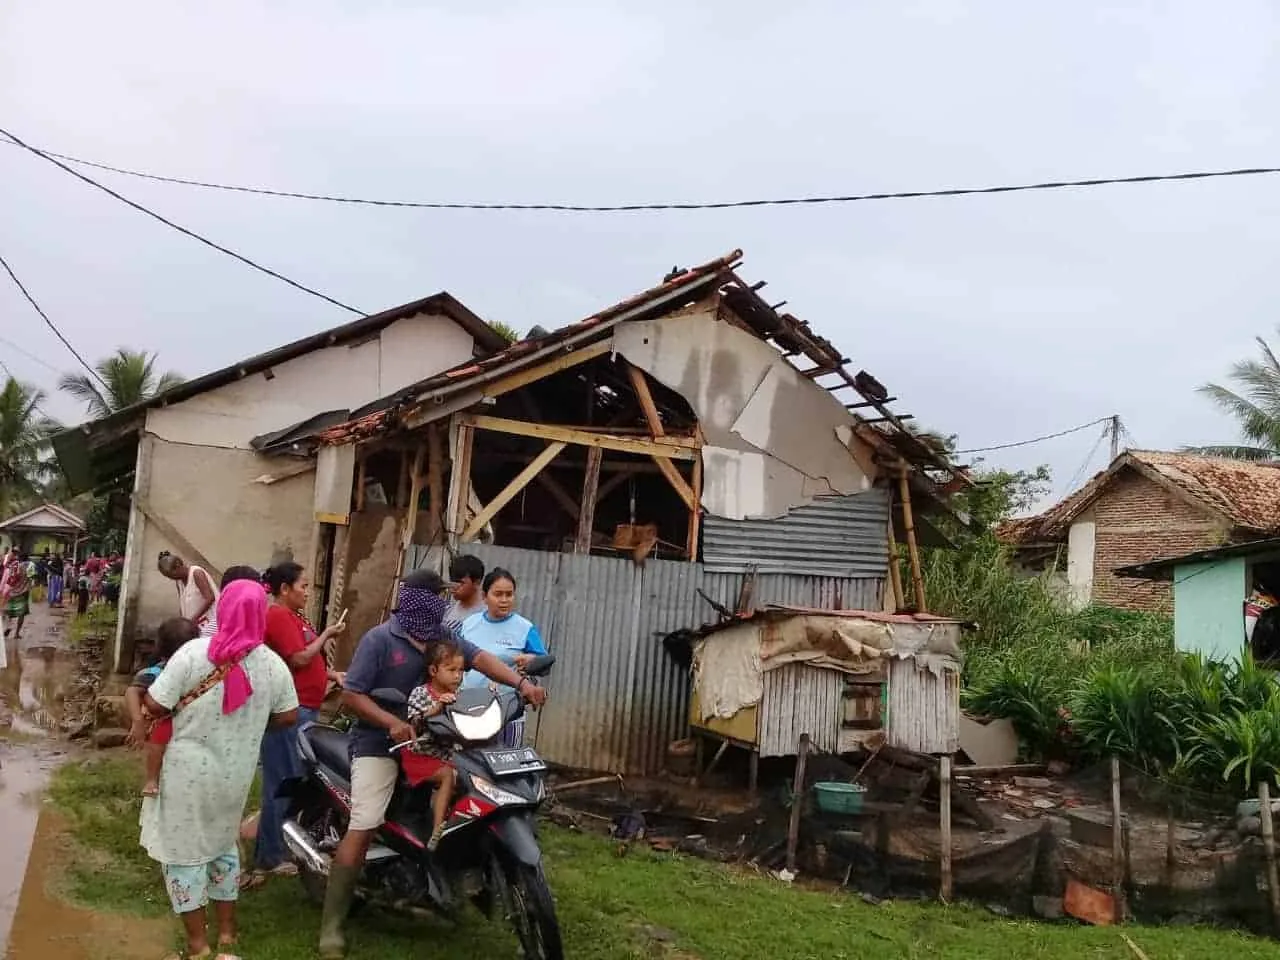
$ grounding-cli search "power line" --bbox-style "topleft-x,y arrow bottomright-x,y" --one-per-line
956,417 -> 1112,454
0,251 -> 107,390
1065,425 -> 1110,493
0,126 -> 364,317
4,134 -> 1280,213
0,333 -> 62,375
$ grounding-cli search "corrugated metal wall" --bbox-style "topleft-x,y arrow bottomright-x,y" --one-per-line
886,658 -> 961,755
405,541 -> 887,774
702,489 -> 891,578
758,663 -> 845,757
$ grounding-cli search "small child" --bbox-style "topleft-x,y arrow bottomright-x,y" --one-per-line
404,639 -> 465,851
126,617 -> 200,797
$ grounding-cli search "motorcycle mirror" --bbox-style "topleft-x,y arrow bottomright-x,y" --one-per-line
522,654 -> 556,677
370,687 -> 408,706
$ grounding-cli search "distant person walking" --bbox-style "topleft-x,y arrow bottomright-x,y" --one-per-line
1,550 -> 32,641
46,553 -> 65,607
158,551 -> 220,638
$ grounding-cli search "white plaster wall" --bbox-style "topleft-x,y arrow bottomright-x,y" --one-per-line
613,302 -> 872,519
130,437 -> 316,638
146,313 -> 476,449
1066,513 -> 1097,610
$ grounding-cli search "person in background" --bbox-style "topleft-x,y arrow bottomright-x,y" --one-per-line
458,568 -> 547,748
75,562 -> 91,615
317,569 -> 548,959
46,552 -> 64,608
1,550 -> 32,641
158,551 -> 220,637
220,565 -> 264,590
444,554 -> 486,635
139,580 -> 299,960
243,561 -> 347,890
125,617 -> 201,797
104,555 -> 124,607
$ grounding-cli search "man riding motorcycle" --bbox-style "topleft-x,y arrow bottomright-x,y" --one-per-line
319,569 -> 549,959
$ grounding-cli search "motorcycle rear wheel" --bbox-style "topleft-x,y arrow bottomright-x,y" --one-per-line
506,863 -> 563,960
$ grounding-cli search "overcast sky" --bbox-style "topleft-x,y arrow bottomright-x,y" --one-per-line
3,2 -> 1277,511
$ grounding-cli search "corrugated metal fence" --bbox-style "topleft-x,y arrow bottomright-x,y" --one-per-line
408,542 -> 883,775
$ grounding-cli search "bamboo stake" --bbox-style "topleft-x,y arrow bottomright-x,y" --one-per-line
785,733 -> 811,874
426,425 -> 444,544
1261,780 -> 1280,931
1111,756 -> 1125,919
886,517 -> 905,611
940,754 -> 953,901
896,469 -> 926,611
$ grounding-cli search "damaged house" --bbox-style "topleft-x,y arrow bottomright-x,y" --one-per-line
52,249 -> 967,776
256,250 -> 968,775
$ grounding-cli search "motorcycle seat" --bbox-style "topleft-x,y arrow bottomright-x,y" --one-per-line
305,724 -> 352,777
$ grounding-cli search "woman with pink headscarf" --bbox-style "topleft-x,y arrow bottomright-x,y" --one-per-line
139,578 -> 299,960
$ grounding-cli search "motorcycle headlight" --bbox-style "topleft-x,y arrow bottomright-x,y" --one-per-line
472,775 -> 527,807
452,700 -> 503,742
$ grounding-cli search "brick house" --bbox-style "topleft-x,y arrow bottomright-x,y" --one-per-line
996,451 -> 1280,611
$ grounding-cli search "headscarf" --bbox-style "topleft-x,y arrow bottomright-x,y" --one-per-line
395,584 -> 451,644
207,579 -> 268,714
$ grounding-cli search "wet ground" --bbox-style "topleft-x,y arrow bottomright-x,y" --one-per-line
0,599 -> 137,959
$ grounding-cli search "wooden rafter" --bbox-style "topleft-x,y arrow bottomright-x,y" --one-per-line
625,363 -> 666,437
654,457 -> 696,511
461,414 -> 697,460
462,441 -> 567,541
483,340 -> 612,400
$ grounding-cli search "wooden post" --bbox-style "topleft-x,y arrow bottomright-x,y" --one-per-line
897,469 -> 927,611
786,733 -> 811,874
1261,780 -> 1280,930
449,423 -> 475,541
939,754 -> 953,901
355,455 -> 367,512
576,446 -> 603,553
1111,756 -> 1125,918
397,449 -> 411,507
426,425 -> 444,544
383,443 -> 425,619
886,518 -> 905,611
686,450 -> 703,561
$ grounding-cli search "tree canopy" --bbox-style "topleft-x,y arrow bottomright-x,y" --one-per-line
58,348 -> 184,419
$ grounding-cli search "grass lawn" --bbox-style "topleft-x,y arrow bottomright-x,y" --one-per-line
46,755 -> 1280,960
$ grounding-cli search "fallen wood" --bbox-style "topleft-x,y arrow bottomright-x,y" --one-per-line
1122,935 -> 1151,960
954,763 -> 1047,778
553,775 -> 624,795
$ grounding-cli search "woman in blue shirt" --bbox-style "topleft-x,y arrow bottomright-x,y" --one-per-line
458,567 -> 547,747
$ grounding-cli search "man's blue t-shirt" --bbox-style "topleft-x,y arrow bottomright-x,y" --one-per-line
343,615 -> 481,758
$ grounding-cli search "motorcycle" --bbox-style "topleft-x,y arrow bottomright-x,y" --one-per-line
280,654 -> 563,960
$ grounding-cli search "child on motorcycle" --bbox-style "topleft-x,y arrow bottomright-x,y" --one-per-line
404,638 -> 466,851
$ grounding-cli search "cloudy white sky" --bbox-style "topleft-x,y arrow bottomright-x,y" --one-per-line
2,1 -> 1277,509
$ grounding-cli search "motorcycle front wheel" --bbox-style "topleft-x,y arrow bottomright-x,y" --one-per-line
504,863 -> 564,960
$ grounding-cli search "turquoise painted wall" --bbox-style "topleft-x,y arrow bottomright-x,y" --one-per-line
1173,557 -> 1247,661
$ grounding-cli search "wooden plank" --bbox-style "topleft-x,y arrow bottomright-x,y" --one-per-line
785,733 -> 811,873
687,450 -> 703,560
483,340 -> 611,399
940,755 -> 953,901
314,511 -> 350,526
135,495 -> 222,582
449,423 -> 475,540
385,443 -> 426,618
462,414 -> 697,460
626,363 -> 665,437
653,455 -> 696,511
575,446 -> 603,553
462,441 -> 567,541
535,473 -> 580,521
355,455 -> 367,511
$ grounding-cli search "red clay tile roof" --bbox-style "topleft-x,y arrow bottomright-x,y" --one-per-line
996,451 -> 1280,545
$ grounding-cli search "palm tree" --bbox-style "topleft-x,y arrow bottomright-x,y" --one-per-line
487,321 -> 520,345
0,377 -> 60,514
58,348 -> 184,419
1196,331 -> 1280,460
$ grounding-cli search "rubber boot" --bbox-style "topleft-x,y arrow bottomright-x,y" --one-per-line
318,864 -> 361,959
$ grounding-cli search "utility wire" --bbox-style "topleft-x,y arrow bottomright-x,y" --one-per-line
0,126 -> 364,317
0,251 -> 107,390
4,134 -> 1280,213
1065,425 -> 1110,493
0,333 -> 62,374
956,417 -> 1112,454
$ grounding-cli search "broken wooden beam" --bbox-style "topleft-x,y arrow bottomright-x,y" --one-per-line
462,414 -> 697,460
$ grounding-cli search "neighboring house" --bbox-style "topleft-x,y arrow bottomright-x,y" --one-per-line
245,248 -> 969,774
52,294 -> 509,672
0,503 -> 86,557
1115,538 -> 1280,662
997,451 -> 1280,612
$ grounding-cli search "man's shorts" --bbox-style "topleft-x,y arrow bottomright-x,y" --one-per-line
162,847 -> 240,915
349,756 -> 399,831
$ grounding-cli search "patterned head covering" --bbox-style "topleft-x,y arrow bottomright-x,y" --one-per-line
395,585 -> 451,644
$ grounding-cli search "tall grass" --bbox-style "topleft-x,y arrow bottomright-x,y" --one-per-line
928,537 -> 1280,797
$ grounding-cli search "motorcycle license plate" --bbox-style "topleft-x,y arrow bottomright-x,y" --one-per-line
482,746 -> 546,776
